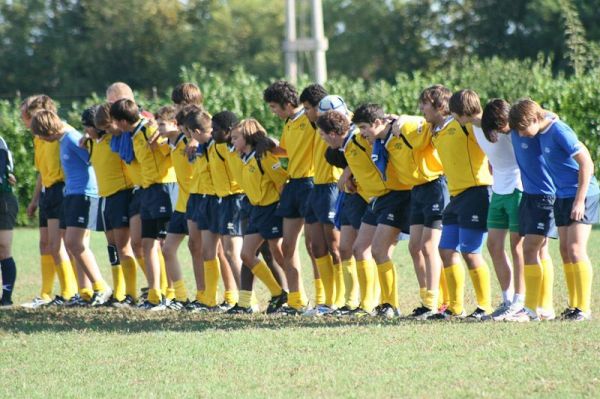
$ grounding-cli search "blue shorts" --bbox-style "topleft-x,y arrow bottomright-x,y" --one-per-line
104,188 -> 132,229
186,193 -> 201,221
194,195 -> 219,232
140,183 -> 176,220
246,202 -> 283,239
217,194 -> 244,236
141,217 -> 169,239
167,211 -> 188,235
554,194 -> 600,227
340,193 -> 369,230
361,202 -> 378,226
276,177 -> 313,219
96,197 -> 106,232
305,183 -> 339,225
443,186 -> 491,230
63,194 -> 98,230
410,177 -> 449,229
39,182 -> 66,228
519,193 -> 557,237
128,188 -> 142,217
439,224 -> 487,254
371,190 -> 411,233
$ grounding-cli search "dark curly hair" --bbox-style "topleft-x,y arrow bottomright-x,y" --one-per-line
263,80 -> 299,107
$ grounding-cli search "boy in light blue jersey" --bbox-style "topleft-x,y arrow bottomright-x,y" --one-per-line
31,110 -> 112,306
510,99 -> 598,321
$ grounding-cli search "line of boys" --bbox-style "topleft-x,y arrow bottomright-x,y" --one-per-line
20,81 -> 597,321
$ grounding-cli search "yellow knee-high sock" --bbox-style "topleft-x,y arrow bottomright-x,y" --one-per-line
173,279 -> 188,302
439,268 -> 449,307
40,255 -> 56,300
55,260 -> 76,299
70,257 -> 78,289
468,264 -> 492,313
204,258 -> 220,307
342,258 -> 359,309
147,288 -> 162,305
419,287 -> 427,305
563,263 -> 576,308
573,260 -> 593,314
333,262 -> 345,308
136,256 -> 147,279
314,278 -> 325,305
540,258 -> 554,312
251,260 -> 283,296
372,260 -> 381,306
224,290 -> 238,306
524,263 -> 543,312
288,291 -> 307,310
79,288 -> 94,301
111,264 -> 126,301
166,287 -> 175,300
356,259 -> 375,311
120,257 -> 138,299
92,279 -> 107,293
159,252 -> 168,296
424,290 -> 438,310
195,290 -> 205,303
238,290 -> 253,308
444,264 -> 465,315
315,255 -> 335,306
377,260 -> 399,309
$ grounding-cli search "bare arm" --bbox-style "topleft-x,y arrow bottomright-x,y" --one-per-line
571,145 -> 594,221
27,174 -> 42,218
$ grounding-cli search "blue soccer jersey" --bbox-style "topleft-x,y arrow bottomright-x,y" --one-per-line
538,119 -> 600,199
60,129 -> 98,197
511,131 -> 555,195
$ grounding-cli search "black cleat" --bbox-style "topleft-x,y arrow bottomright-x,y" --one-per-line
167,299 -> 189,311
266,291 -> 288,314
44,295 -> 68,307
466,307 -> 492,321
375,303 -> 399,319
410,305 -> 433,318
226,303 -> 256,314
332,305 -> 355,316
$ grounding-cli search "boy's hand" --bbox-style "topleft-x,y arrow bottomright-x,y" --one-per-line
79,136 -> 90,148
8,173 -> 16,186
186,138 -> 199,158
389,115 -> 406,137
571,199 -> 585,221
147,130 -> 161,145
27,200 -> 38,218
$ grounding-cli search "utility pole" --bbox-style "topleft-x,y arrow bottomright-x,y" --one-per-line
283,0 -> 328,85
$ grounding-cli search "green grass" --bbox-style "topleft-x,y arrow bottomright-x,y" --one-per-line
2,228 -> 600,398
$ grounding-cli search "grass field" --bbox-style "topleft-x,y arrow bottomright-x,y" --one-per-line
2,228 -> 600,398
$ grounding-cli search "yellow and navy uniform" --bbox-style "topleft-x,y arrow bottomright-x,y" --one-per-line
431,118 -> 492,196
35,137 -> 64,188
169,134 -> 194,213
87,134 -> 132,197
240,150 -> 289,206
314,134 -> 342,184
189,141 -> 215,197
209,142 -> 244,197
131,119 -> 177,188
280,110 -> 316,178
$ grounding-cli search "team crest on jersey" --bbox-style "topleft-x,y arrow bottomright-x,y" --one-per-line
521,143 -> 528,149
447,128 -> 457,135
394,142 -> 402,150
249,166 -> 256,173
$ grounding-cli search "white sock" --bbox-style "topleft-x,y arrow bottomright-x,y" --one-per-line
512,293 -> 525,306
502,290 -> 513,304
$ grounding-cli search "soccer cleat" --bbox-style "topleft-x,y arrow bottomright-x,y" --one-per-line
282,305 -> 309,316
138,299 -> 167,311
90,288 -> 113,307
111,295 -> 136,308
537,308 -> 556,321
65,294 -> 91,308
375,303 -> 399,319
226,303 -> 256,314
490,301 -> 511,321
186,300 -> 218,312
349,307 -> 376,318
331,305 -> 355,316
167,299 -> 189,311
266,291 -> 288,314
303,304 -> 335,317
43,295 -> 68,307
466,307 -> 492,321
410,305 -> 433,318
505,308 -> 539,322
21,297 -> 51,309
0,298 -> 13,308
427,308 -> 466,320
217,301 -> 235,313
139,287 -> 149,302
560,307 -> 576,320
564,308 -> 591,322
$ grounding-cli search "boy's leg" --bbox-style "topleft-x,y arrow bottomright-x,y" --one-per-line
222,235 -> 243,307
323,222 -> 344,308
487,228 -> 513,303
371,224 -> 400,313
307,221 -> 333,307
113,226 -> 139,301
162,233 -> 187,303
65,227 -> 110,298
201,230 -> 221,307
566,222 -> 593,318
240,234 -> 283,299
39,225 -> 55,302
352,222 -> 377,312
282,217 -> 308,310
408,225 -> 426,306
47,218 -> 77,301
187,220 -> 204,303
459,228 -> 492,316
509,232 -> 525,309
0,230 -> 16,305
339,225 -> 359,311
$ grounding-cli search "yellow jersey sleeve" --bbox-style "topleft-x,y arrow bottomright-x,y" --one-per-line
224,144 -> 245,187
209,142 -> 243,197
280,113 -> 316,178
123,160 -> 143,187
431,119 -> 492,196
261,151 -> 289,192
170,135 -> 195,212
88,134 -> 133,197
131,121 -> 177,188
313,134 -> 343,184
33,136 -> 42,172
189,145 -> 215,196
343,132 -> 388,201
240,151 -> 288,206
39,139 -> 65,188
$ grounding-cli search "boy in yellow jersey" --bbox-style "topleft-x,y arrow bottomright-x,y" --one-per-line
230,119 -> 289,313
154,106 -> 192,310
20,95 -> 78,307
418,85 -> 493,320
110,99 -> 177,309
354,104 -> 450,319
300,87 -> 345,315
81,105 -> 138,307
317,109 -> 388,317
263,81 -> 316,313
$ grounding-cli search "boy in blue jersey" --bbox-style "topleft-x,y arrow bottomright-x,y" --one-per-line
510,99 -> 598,321
31,110 -> 112,306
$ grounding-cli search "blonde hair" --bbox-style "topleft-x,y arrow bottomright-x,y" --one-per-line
155,105 -> 177,122
449,89 -> 482,117
232,119 -> 276,156
508,99 -> 545,131
20,94 -> 57,119
106,82 -> 134,103
31,110 -> 63,137
171,83 -> 203,106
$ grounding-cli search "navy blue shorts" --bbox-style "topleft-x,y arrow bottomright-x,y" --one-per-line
167,211 -> 188,235
140,183 -> 176,220
38,203 -> 65,229
554,194 -> 600,227
340,193 -> 369,230
246,202 -> 283,239
443,186 -> 491,230
305,183 -> 339,225
63,194 -> 98,230
141,217 -> 169,239
371,190 -> 411,233
40,182 -> 65,225
104,188 -> 132,229
96,197 -> 106,232
276,177 -> 313,219
410,177 -> 449,228
194,195 -> 219,232
128,188 -> 142,217
186,193 -> 201,221
518,193 -> 557,237
217,194 -> 244,236
361,202 -> 378,226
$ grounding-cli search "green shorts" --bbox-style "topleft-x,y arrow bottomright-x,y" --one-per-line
487,189 -> 522,232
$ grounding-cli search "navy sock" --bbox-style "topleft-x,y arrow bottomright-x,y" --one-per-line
1,257 -> 16,303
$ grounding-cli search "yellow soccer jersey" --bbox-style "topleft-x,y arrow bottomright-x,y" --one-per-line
314,134 -> 343,184
33,136 -> 43,173
385,115 -> 443,187
342,130 -> 388,201
131,119 -> 177,188
189,140 -> 215,196
240,150 -> 289,206
224,144 -> 244,187
88,134 -> 132,197
280,110 -> 316,178
123,159 -> 143,187
431,118 -> 492,196
169,134 -> 194,212
36,138 -> 65,188
209,142 -> 243,197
